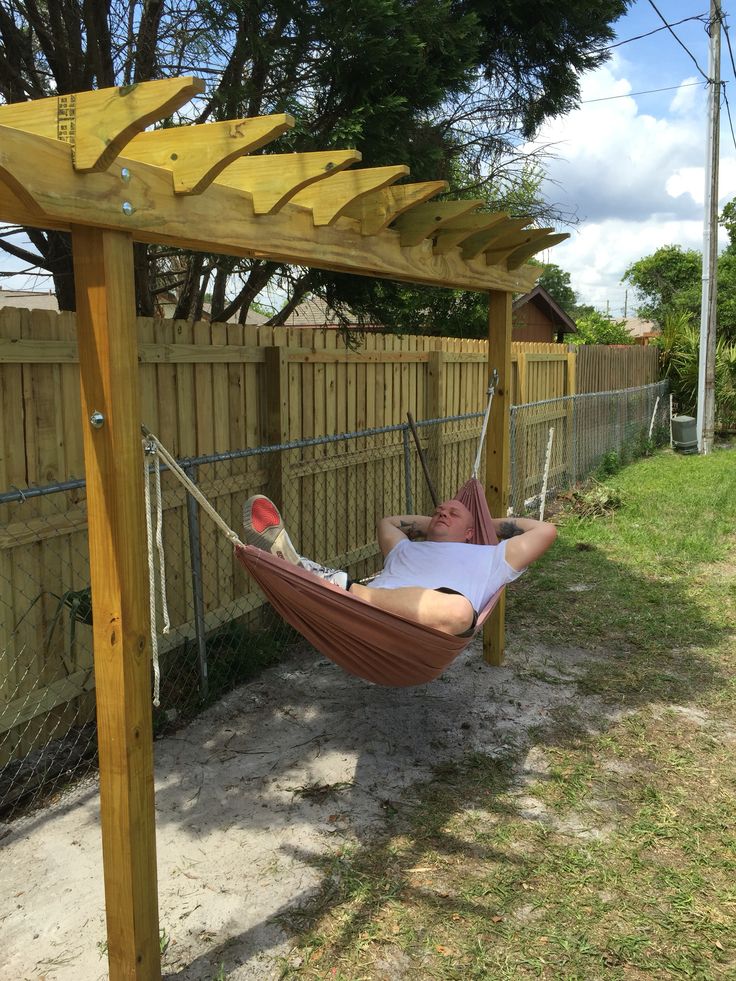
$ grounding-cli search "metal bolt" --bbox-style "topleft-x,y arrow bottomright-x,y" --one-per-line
121,201 -> 135,216
89,411 -> 105,429
120,167 -> 132,183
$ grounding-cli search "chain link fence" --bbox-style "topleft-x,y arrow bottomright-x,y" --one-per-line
509,381 -> 670,515
0,382 -> 670,818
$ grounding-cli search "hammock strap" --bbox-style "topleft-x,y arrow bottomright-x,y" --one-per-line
472,368 -> 498,481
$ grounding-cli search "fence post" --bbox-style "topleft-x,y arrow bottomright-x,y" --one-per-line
184,464 -> 209,701
402,426 -> 414,513
426,350 -> 445,505
484,290 -> 513,667
566,351 -> 577,485
516,349 -> 527,406
264,345 -> 290,512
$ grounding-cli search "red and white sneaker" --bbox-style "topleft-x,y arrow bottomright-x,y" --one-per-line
243,495 -> 300,564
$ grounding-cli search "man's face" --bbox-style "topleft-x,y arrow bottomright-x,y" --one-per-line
427,500 -> 474,543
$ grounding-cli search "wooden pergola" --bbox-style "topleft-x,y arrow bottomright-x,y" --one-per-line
0,77 -> 567,979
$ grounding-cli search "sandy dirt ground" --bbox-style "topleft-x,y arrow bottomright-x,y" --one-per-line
2,636 -> 611,980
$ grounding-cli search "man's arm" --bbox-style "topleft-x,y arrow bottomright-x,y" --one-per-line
493,516 -> 557,571
376,514 -> 432,556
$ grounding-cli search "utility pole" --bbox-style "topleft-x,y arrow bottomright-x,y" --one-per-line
697,0 -> 721,454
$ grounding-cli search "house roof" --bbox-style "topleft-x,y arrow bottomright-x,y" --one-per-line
0,288 -> 59,311
512,284 -> 577,333
622,316 -> 659,338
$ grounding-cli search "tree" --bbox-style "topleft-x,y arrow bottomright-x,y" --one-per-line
622,238 -> 736,343
567,310 -> 634,345
622,245 -> 702,325
657,310 -> 736,426
0,0 -> 630,322
533,261 -> 577,314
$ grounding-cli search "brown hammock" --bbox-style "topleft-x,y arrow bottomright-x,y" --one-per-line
234,477 -> 501,687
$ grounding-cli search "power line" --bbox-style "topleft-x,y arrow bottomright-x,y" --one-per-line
580,81 -> 703,104
647,0 -> 710,81
720,84 -> 736,151
720,11 -> 736,149
597,13 -> 709,52
722,10 -> 736,82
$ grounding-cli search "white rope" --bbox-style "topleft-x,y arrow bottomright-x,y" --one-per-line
472,369 -> 498,480
648,395 -> 661,440
152,451 -> 171,636
143,443 -> 161,707
539,426 -> 555,522
142,426 -> 243,546
140,428 -> 244,707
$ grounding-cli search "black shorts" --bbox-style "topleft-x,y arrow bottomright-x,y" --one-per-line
434,587 -> 479,637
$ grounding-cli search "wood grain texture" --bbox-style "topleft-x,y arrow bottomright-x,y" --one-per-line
72,226 -> 160,980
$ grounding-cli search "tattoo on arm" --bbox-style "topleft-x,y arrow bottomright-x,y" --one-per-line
399,519 -> 425,541
498,520 -> 524,540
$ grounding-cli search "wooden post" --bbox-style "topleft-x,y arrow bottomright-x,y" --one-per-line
484,290 -> 513,667
72,226 -> 161,981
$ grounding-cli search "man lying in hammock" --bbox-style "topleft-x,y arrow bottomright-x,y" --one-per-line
243,495 -> 556,638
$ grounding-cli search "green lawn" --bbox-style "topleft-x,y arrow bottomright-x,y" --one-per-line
279,446 -> 736,980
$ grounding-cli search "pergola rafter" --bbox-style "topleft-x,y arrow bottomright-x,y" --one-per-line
0,76 -> 565,290
0,76 -> 568,981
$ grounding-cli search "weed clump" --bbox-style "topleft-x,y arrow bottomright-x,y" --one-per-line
562,479 -> 623,518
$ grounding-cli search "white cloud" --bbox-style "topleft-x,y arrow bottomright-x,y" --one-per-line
526,65 -> 736,313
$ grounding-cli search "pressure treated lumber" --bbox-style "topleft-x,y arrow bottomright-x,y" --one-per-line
72,227 -> 160,980
0,77 -> 204,171
341,181 -> 447,234
0,126 -> 538,293
123,114 -> 295,193
484,227 -> 554,265
215,150 -> 362,213
432,213 -> 507,254
289,165 -> 409,225
461,217 -> 532,260
392,199 -> 486,247
506,233 -> 569,269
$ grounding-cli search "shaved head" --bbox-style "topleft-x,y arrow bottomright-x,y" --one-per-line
427,499 -> 474,543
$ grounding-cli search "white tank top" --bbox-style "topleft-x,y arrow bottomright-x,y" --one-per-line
366,539 -> 525,611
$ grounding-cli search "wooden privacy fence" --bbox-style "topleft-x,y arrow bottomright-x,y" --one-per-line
0,306 -> 661,766
575,343 -> 659,394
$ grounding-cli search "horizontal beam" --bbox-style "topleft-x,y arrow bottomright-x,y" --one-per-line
0,127 -> 538,293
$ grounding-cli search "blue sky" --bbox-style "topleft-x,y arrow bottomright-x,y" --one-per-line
532,0 -> 736,316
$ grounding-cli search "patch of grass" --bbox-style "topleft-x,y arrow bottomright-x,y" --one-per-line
278,448 -> 736,980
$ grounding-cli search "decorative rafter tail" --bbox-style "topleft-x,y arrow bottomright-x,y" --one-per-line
461,217 -> 533,260
432,213 -> 508,255
484,227 -> 554,266
123,114 -> 295,194
341,180 -> 448,235
215,149 -> 362,214
290,165 -> 410,226
506,232 -> 570,269
0,77 -> 205,172
391,199 -> 486,247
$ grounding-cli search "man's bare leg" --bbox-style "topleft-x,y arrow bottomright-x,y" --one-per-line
348,583 -> 474,636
